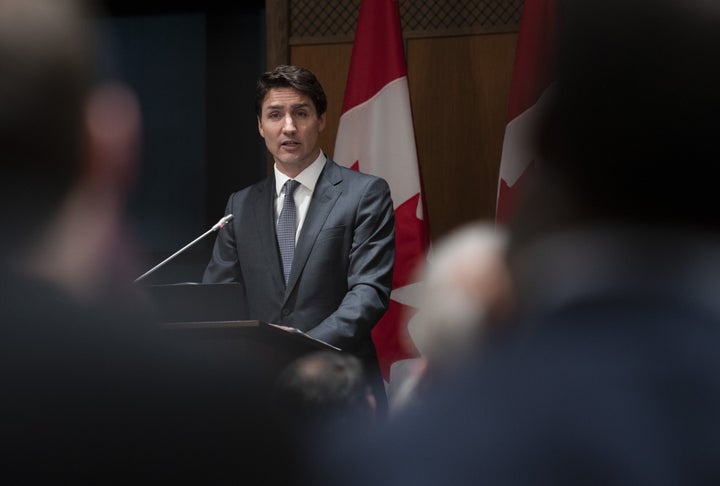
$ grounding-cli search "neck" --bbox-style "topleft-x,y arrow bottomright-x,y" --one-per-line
275,149 -> 322,179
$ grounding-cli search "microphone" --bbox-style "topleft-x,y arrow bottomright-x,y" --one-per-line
134,214 -> 234,283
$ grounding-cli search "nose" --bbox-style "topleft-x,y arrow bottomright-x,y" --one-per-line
282,113 -> 297,133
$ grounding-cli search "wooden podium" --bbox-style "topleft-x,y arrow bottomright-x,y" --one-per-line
140,284 -> 338,395
162,320 -> 337,367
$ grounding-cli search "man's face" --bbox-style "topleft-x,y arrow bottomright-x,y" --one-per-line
258,87 -> 326,177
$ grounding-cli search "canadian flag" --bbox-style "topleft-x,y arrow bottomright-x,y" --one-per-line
496,0 -> 558,223
334,0 -> 429,381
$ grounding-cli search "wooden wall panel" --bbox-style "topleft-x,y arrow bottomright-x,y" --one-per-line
266,0 -> 289,68
290,33 -> 517,242
408,33 -> 517,239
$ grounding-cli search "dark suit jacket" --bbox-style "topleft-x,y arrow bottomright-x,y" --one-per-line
315,296 -> 720,485
203,159 -> 395,360
315,230 -> 720,485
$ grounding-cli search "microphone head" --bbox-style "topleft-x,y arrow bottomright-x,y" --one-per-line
214,214 -> 234,230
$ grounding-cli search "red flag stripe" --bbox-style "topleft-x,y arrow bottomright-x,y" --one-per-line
506,0 -> 558,122
341,0 -> 407,113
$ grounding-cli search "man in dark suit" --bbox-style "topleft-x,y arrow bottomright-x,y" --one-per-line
203,65 -> 395,414
312,0 -> 720,484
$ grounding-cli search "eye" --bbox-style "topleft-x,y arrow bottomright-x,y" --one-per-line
296,110 -> 308,118
267,111 -> 281,120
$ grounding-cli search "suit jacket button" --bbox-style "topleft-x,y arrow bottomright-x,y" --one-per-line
282,308 -> 290,316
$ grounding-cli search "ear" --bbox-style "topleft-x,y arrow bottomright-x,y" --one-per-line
318,112 -> 326,132
257,116 -> 265,139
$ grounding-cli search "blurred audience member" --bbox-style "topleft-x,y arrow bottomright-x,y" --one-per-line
272,350 -> 376,483
0,0 -> 287,481
274,350 -> 377,434
314,0 -> 720,484
0,0 -> 140,305
388,223 -> 512,416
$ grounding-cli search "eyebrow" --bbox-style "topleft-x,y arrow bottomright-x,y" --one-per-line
264,102 -> 311,112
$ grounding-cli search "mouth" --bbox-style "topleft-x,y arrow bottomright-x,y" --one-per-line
281,140 -> 300,149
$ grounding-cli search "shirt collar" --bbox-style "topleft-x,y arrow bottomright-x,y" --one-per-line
274,151 -> 327,196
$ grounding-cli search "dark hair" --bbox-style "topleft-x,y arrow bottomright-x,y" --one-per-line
273,351 -> 372,429
255,65 -> 327,117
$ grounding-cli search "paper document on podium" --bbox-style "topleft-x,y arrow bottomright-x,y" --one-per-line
267,324 -> 341,351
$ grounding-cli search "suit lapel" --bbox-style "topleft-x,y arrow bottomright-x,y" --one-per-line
250,176 -> 285,289
285,161 -> 343,299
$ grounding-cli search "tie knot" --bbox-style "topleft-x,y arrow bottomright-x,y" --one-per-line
284,179 -> 299,197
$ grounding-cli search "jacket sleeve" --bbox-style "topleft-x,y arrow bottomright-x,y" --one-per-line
202,194 -> 243,284
305,177 -> 395,352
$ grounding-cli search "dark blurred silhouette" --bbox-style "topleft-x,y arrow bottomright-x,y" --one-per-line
0,1 -> 287,481
272,350 -> 377,484
0,0 -> 140,301
314,0 -> 720,484
387,222 -> 513,417
273,350 -> 376,433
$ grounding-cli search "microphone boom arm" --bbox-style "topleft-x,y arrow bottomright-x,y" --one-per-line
134,214 -> 233,283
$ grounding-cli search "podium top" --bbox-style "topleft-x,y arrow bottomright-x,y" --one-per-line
140,283 -> 247,323
140,284 -> 340,352
162,320 -> 340,352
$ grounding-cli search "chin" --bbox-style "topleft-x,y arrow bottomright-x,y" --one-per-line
282,155 -> 307,166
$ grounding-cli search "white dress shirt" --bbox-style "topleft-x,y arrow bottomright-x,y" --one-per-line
274,151 -> 327,243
